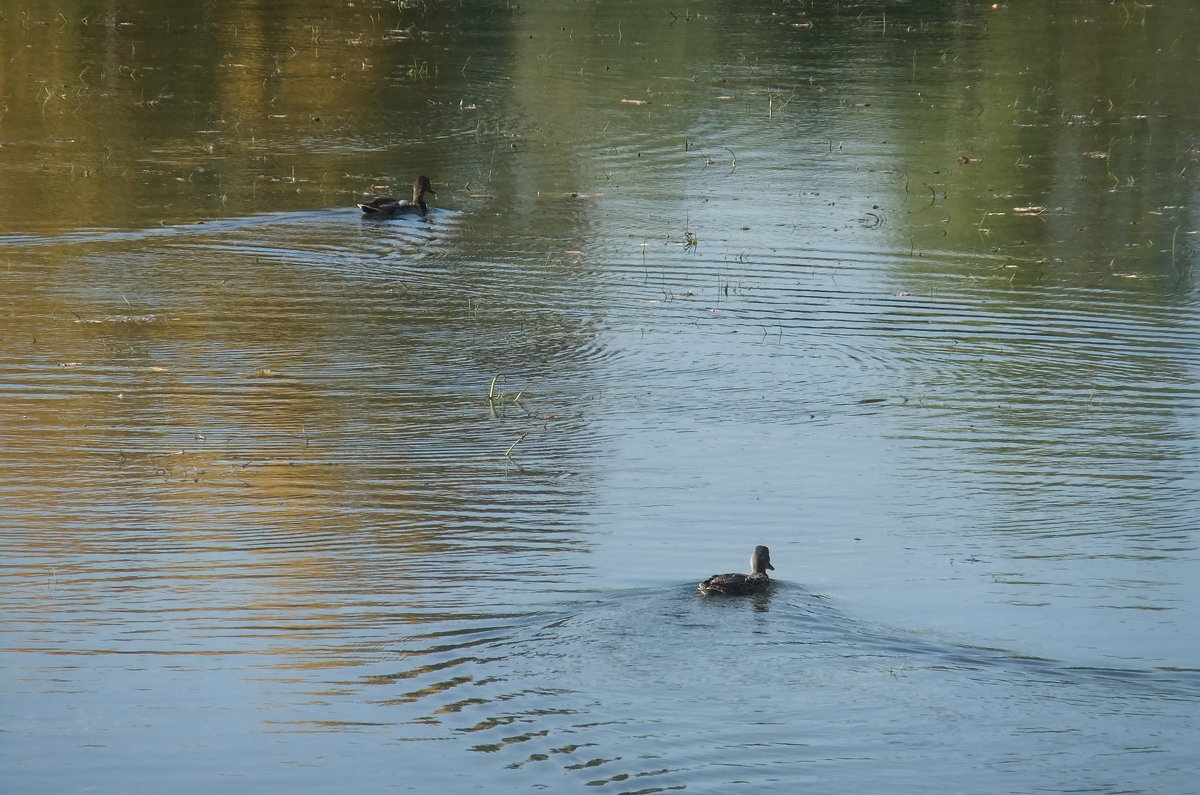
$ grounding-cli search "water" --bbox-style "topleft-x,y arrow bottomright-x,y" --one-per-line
2,1 -> 1199,792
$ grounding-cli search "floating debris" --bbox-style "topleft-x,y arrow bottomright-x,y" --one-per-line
73,314 -> 174,325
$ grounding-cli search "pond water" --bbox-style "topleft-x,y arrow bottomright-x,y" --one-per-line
2,1 -> 1198,793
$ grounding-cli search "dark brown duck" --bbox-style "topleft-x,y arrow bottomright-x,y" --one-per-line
698,546 -> 775,596
359,176 -> 436,218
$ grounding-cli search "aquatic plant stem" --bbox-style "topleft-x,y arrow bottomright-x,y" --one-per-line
505,433 -> 527,458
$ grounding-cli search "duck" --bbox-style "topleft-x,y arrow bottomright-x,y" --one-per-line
698,545 -> 775,596
358,175 -> 436,218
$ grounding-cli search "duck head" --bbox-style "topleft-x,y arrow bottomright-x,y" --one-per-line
751,545 -> 774,575
413,175 -> 436,202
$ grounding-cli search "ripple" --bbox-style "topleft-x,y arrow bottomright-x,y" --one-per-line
287,585 -> 1199,790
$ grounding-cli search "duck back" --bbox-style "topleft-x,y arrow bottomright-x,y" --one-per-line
698,572 -> 770,596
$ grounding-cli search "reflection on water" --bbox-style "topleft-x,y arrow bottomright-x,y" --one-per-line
2,0 -> 1199,793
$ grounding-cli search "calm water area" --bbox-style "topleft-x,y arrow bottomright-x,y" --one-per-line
2,1 -> 1199,792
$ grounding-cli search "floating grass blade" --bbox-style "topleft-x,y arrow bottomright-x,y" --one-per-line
505,433 -> 527,458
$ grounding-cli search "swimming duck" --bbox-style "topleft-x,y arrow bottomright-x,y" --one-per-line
358,175 -> 436,218
698,546 -> 775,596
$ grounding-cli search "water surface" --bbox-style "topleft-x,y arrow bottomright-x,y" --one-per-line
2,1 -> 1198,793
